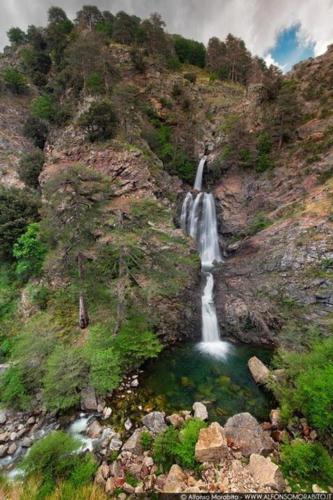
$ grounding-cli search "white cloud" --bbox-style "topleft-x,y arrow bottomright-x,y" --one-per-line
264,53 -> 286,72
1,0 -> 333,66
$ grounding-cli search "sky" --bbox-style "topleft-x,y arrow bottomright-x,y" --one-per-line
1,0 -> 333,72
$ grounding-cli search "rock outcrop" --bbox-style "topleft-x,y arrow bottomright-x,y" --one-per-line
224,413 -> 274,456
248,356 -> 271,385
195,422 -> 229,462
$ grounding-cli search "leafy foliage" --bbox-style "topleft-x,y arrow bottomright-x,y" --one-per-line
0,366 -> 30,410
21,431 -> 97,499
281,440 -> 333,491
18,149 -> 44,189
271,338 -> 333,435
30,95 -> 57,122
78,100 -> 118,142
0,186 -> 40,259
153,418 -> 206,471
3,68 -> 27,94
174,35 -> 206,68
23,115 -> 49,148
43,345 -> 87,410
13,223 -> 46,281
7,27 -> 26,45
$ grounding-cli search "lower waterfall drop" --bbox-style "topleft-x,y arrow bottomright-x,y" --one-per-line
181,158 -> 231,359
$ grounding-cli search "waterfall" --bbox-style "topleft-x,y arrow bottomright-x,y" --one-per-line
181,157 -> 230,359
180,192 -> 193,232
193,156 -> 206,191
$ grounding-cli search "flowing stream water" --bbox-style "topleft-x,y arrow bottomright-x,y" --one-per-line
181,157 -> 230,358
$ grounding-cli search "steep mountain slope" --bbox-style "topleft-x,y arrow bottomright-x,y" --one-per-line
211,45 -> 333,347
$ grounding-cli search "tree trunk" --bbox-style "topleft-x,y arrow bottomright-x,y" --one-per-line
77,252 -> 89,329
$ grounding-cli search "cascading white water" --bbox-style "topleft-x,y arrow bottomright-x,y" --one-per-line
199,193 -> 222,269
193,156 -> 206,191
180,192 -> 193,232
181,157 -> 231,359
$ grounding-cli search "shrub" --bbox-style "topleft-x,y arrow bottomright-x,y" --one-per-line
173,35 -> 206,68
18,150 -> 44,188
153,418 -> 206,471
184,72 -> 197,84
86,72 -> 105,94
21,431 -> 97,498
0,366 -> 30,410
246,213 -> 271,236
114,318 -> 162,370
3,68 -> 27,94
78,100 -> 118,142
88,348 -> 121,395
7,27 -> 26,45
30,95 -> 57,122
0,186 -> 40,259
43,345 -> 87,411
13,223 -> 46,281
31,285 -> 50,310
280,440 -> 333,490
23,115 -> 49,149
140,431 -> 153,450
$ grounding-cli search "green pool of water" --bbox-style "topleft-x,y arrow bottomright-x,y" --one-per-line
138,341 -> 274,423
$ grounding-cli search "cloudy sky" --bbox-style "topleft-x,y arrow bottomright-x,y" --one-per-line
2,0 -> 333,71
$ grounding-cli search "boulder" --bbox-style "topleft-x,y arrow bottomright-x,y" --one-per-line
87,420 -> 102,439
124,418 -> 132,431
122,428 -> 143,455
224,413 -> 274,457
109,434 -> 123,451
248,454 -> 286,491
166,413 -> 184,428
0,444 -> 8,457
248,356 -> 270,385
8,442 -> 17,455
142,412 -> 167,434
81,386 -> 98,411
0,410 -> 7,425
270,409 -> 282,429
103,407 -> 112,420
192,402 -> 208,420
163,464 -> 186,493
195,422 -> 229,463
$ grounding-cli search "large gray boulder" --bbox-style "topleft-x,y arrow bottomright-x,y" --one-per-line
141,411 -> 167,434
224,413 -> 274,457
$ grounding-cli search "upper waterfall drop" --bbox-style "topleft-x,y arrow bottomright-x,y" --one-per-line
193,156 -> 206,191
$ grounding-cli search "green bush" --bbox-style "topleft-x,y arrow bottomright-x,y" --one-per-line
0,366 -> 30,409
21,431 -> 97,499
30,95 -> 57,122
0,186 -> 40,259
43,345 -> 87,411
114,318 -> 162,370
246,213 -> 271,236
31,286 -> 50,310
140,431 -> 153,450
3,68 -> 27,94
23,115 -> 49,149
7,27 -> 26,45
153,418 -> 206,471
86,72 -> 105,94
78,100 -> 118,142
184,72 -> 197,84
272,338 -> 333,434
18,150 -> 44,189
281,440 -> 333,490
13,223 -> 46,281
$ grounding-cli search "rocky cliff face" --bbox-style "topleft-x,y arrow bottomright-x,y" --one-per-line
210,46 -> 333,346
